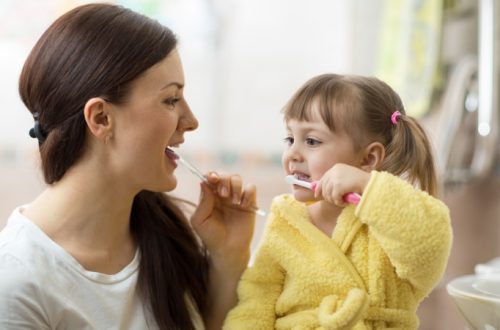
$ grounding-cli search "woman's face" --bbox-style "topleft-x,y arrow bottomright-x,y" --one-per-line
111,50 -> 198,192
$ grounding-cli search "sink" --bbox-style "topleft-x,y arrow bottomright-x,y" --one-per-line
447,275 -> 500,329
476,257 -> 500,276
474,277 -> 500,298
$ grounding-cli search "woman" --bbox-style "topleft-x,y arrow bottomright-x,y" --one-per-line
0,3 -> 255,330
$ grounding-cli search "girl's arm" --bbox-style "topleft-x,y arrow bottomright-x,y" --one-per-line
316,166 -> 452,294
355,171 -> 452,293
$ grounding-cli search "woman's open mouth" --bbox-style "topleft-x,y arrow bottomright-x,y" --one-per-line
165,147 -> 179,163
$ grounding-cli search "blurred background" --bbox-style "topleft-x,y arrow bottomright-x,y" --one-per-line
1,0 -> 499,328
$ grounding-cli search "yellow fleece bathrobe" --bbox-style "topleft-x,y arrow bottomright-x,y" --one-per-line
223,171 -> 452,330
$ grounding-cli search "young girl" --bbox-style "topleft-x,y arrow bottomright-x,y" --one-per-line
223,74 -> 452,329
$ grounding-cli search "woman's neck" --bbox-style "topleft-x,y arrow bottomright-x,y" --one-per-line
307,200 -> 343,237
22,164 -> 138,274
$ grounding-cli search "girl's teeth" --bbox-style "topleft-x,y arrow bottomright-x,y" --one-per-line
294,173 -> 310,181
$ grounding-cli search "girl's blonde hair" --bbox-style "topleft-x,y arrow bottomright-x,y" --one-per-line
283,74 -> 437,196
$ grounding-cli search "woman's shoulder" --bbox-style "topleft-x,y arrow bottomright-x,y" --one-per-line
0,212 -> 51,327
0,206 -> 57,286
0,211 -> 44,306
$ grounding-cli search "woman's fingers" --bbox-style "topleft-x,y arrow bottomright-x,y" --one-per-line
240,183 -> 256,209
230,175 -> 243,205
191,183 -> 215,226
206,171 -> 247,206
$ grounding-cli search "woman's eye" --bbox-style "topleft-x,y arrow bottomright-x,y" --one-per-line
283,137 -> 294,145
164,97 -> 180,108
306,138 -> 321,146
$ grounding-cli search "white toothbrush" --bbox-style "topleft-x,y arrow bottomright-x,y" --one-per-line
177,156 -> 210,184
285,175 -> 316,190
285,175 -> 361,205
177,155 -> 267,217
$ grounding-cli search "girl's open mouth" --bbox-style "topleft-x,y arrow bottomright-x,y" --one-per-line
293,172 -> 311,182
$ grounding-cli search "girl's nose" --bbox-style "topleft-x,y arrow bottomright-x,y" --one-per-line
285,144 -> 304,162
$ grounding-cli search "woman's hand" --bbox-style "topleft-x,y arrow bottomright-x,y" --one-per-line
190,172 -> 257,329
191,171 -> 256,274
314,164 -> 371,207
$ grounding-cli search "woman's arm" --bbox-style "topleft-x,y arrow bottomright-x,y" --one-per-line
191,172 -> 256,329
204,250 -> 249,330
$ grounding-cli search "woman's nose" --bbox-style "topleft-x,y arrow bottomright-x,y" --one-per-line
178,101 -> 198,132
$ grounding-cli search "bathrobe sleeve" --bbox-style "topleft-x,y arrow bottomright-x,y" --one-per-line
223,214 -> 285,329
355,171 -> 452,294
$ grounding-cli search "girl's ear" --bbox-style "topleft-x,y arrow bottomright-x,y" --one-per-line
360,141 -> 385,171
83,97 -> 113,142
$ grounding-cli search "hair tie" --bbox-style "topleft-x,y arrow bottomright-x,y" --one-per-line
28,112 -> 47,145
391,111 -> 401,125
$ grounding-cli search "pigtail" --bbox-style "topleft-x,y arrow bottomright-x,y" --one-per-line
382,115 -> 437,196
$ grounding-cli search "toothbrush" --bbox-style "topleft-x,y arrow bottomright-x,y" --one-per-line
285,175 -> 361,205
177,155 -> 267,217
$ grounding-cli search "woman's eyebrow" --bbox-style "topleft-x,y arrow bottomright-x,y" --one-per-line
160,81 -> 184,90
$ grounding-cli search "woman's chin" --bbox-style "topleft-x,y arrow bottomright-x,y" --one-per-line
152,176 -> 177,193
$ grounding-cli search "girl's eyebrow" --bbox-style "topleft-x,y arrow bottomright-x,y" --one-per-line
287,122 -> 324,131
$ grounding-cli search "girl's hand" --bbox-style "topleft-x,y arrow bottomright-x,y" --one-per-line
191,172 -> 256,274
314,164 -> 371,207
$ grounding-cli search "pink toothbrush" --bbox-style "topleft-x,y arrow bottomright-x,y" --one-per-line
284,175 -> 361,205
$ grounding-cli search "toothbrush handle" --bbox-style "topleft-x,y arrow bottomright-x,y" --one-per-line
310,181 -> 361,205
343,193 -> 361,205
251,206 -> 267,217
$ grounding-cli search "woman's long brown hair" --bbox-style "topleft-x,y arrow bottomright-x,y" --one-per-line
19,4 -> 208,329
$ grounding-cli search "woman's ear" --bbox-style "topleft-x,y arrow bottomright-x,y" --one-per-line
83,97 -> 113,142
360,142 -> 385,171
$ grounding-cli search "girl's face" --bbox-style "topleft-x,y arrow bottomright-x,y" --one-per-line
282,107 -> 361,202
111,50 -> 198,193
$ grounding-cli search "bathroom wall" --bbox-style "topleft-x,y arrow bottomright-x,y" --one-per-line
1,1 -> 499,329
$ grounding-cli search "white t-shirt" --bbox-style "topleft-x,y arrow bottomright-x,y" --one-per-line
0,207 -> 204,330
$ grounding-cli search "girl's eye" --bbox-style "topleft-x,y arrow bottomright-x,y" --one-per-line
306,138 -> 321,146
283,137 -> 294,145
164,97 -> 180,108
